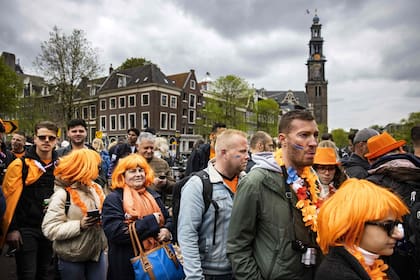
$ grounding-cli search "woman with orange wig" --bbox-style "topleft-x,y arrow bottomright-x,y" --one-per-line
42,149 -> 107,280
315,178 -> 408,280
101,153 -> 173,280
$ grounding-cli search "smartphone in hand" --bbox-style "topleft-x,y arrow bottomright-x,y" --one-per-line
87,209 -> 100,218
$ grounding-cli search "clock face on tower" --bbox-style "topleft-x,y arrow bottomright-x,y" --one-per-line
313,53 -> 321,60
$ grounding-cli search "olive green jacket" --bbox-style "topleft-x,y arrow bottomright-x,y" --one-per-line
227,167 -> 318,279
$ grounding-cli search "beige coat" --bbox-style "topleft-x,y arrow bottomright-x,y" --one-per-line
42,181 -> 107,262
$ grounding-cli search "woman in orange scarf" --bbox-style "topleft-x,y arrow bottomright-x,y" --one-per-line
316,179 -> 408,280
102,153 -> 172,280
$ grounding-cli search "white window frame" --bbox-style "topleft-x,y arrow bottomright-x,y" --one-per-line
119,96 -> 126,108
128,113 -> 136,128
188,110 -> 196,124
110,97 -> 116,109
100,99 -> 106,111
128,95 -> 136,107
141,93 -> 150,106
161,94 -> 168,107
119,114 -> 126,130
90,105 -> 96,119
190,80 -> 196,89
82,106 -> 89,119
160,112 -> 168,130
170,96 -> 177,109
100,116 -> 106,130
117,75 -> 127,88
189,94 -> 196,108
110,115 -> 117,131
169,113 -> 177,130
141,112 -> 150,130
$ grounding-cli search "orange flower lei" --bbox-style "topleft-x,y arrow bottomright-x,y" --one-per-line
65,183 -> 105,216
347,247 -> 389,279
274,149 -> 320,232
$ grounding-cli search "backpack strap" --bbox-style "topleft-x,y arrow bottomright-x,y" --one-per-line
20,157 -> 29,188
64,189 -> 71,215
196,170 -> 219,245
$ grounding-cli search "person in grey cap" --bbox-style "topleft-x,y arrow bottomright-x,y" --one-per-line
341,128 -> 379,178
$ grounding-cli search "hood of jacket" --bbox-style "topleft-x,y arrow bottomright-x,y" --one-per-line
251,152 -> 283,173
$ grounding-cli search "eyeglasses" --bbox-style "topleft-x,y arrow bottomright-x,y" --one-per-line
316,166 -> 336,172
37,135 -> 57,141
365,220 -> 400,237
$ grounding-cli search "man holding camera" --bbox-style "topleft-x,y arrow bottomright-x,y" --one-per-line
227,110 -> 320,279
136,132 -> 175,207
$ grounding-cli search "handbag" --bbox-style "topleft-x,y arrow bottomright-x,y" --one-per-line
128,222 -> 185,280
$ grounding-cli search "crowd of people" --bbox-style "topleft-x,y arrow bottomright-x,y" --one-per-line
0,114 -> 419,280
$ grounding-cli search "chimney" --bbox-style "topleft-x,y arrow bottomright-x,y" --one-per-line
109,64 -> 114,75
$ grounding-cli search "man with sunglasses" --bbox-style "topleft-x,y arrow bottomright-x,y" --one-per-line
1,121 -> 59,279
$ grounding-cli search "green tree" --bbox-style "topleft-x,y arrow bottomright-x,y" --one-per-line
255,99 -> 279,136
34,26 -> 101,125
200,75 -> 252,131
118,57 -> 151,70
331,128 -> 348,148
0,57 -> 22,118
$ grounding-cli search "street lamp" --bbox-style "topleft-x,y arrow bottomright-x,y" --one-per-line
175,131 -> 181,161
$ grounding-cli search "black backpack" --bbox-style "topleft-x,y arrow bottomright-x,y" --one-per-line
171,170 -> 218,244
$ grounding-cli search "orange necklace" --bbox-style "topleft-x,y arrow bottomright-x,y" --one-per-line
347,247 -> 389,280
65,183 -> 105,215
274,149 -> 320,232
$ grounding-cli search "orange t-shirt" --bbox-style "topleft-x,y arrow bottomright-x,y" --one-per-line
223,176 -> 239,193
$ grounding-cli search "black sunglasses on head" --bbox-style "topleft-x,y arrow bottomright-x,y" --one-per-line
365,220 -> 400,237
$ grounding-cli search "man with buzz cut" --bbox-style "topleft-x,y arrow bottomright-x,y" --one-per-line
1,121 -> 59,279
178,129 -> 249,279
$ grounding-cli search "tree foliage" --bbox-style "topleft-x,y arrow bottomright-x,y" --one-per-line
254,99 -> 279,136
0,58 -> 22,118
34,26 -> 101,125
200,75 -> 252,131
118,57 -> 151,70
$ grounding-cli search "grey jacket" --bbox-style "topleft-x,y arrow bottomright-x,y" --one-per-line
227,153 -> 318,279
177,159 -> 245,279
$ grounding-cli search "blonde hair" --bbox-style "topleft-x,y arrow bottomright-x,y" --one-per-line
215,129 -> 247,154
92,138 -> 105,152
111,153 -> 154,189
54,149 -> 101,185
317,178 -> 409,254
154,137 -> 169,158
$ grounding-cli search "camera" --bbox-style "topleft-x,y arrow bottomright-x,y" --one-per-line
158,175 -> 166,180
291,240 -> 307,253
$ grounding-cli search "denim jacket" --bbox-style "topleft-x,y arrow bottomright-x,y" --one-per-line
178,159 -> 245,279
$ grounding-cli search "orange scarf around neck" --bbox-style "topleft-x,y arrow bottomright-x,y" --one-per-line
123,185 -> 164,250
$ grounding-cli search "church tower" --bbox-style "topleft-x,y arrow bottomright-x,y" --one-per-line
305,13 -> 328,128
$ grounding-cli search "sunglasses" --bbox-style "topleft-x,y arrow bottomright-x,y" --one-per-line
365,220 -> 400,237
37,135 -> 57,141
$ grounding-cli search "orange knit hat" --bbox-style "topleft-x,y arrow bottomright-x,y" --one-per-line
314,147 -> 340,165
364,132 -> 406,160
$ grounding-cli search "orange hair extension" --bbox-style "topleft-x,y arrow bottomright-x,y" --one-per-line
111,153 -> 154,189
54,149 -> 101,185
317,178 -> 409,254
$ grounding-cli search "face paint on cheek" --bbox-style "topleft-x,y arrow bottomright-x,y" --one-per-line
292,143 -> 304,150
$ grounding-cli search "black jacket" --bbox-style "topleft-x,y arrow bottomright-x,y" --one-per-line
315,246 -> 400,280
341,153 -> 370,179
185,143 -> 210,176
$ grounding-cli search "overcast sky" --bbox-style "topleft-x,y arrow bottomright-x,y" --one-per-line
1,0 -> 419,131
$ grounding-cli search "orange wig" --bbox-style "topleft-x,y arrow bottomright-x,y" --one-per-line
317,178 -> 409,254
54,149 -> 101,186
111,153 -> 154,189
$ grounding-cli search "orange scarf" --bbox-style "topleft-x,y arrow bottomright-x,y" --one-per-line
347,247 -> 389,279
123,185 -> 164,250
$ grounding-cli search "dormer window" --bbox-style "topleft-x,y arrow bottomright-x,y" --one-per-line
117,74 -> 127,88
